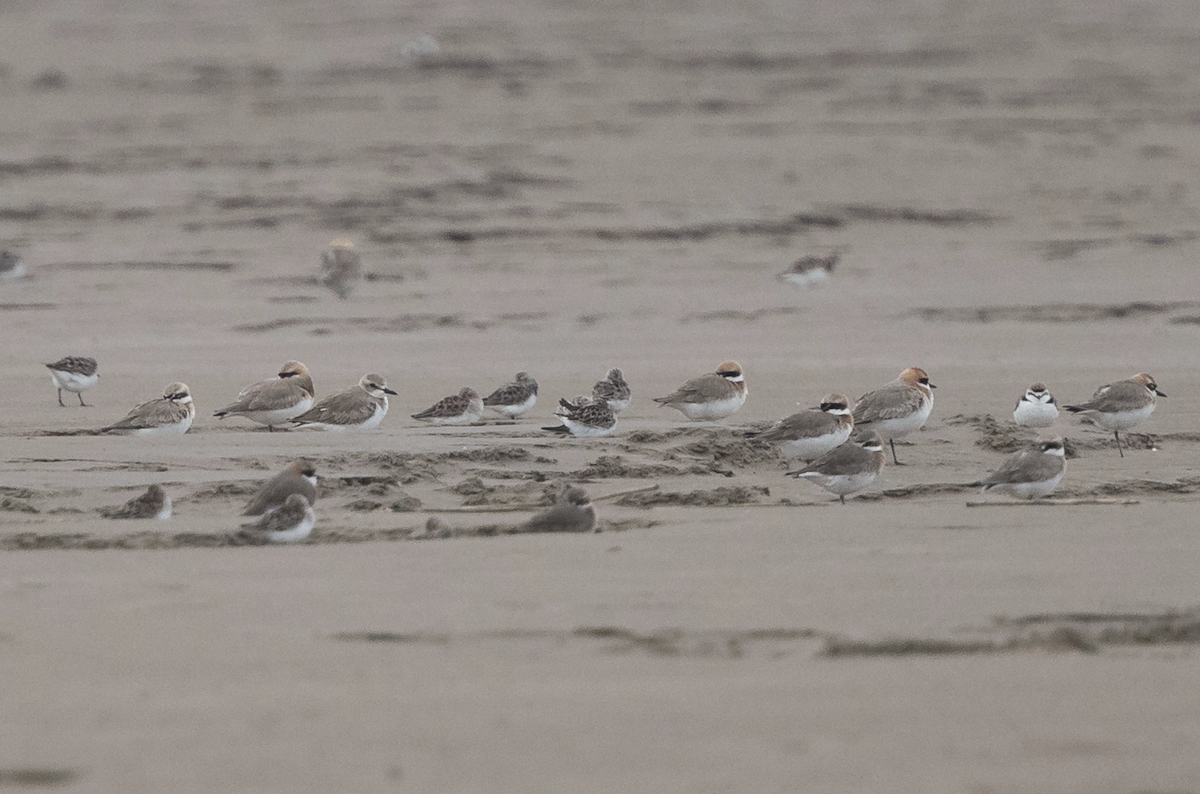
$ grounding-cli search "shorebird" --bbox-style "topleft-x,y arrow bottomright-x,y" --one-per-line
412,387 -> 485,425
45,356 -> 99,407
777,252 -> 838,288
592,368 -> 631,413
482,373 -> 538,419
99,382 -> 194,436
524,487 -> 597,533
543,396 -> 617,437
1064,373 -> 1164,457
0,250 -> 25,281
236,493 -> 316,544
319,238 -> 363,298
213,360 -> 315,430
852,367 -> 935,465
292,373 -> 394,430
653,361 -> 747,420
786,430 -> 885,504
979,437 -> 1066,499
242,459 -> 318,516
1012,383 -> 1059,428
749,392 -> 854,462
99,484 -> 172,520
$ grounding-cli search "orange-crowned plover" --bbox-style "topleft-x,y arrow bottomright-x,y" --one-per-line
1013,383 -> 1058,428
592,368 -> 631,413
1064,373 -> 1165,457
653,361 -> 747,420
544,396 -> 616,437
45,356 -> 99,407
786,430 -> 885,504
292,373 -> 394,430
524,487 -> 597,532
412,387 -> 484,425
100,484 -> 172,520
236,493 -> 316,544
777,252 -> 838,288
319,238 -> 363,299
100,382 -> 194,436
750,393 -> 854,461
979,437 -> 1066,499
213,360 -> 315,430
852,367 -> 935,465
482,372 -> 538,419
0,250 -> 25,281
243,458 -> 318,516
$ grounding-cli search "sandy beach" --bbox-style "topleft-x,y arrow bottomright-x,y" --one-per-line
3,0 -> 1200,791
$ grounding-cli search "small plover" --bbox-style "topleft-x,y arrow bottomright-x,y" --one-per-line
243,458 -> 318,516
592,368 -> 631,413
653,360 -> 747,420
979,437 -> 1066,499
482,373 -> 538,419
236,493 -> 316,544
750,393 -> 854,461
786,430 -> 885,504
100,484 -> 172,520
213,360 -> 315,430
1064,373 -> 1164,457
99,382 -> 194,436
45,356 -> 99,407
777,252 -> 838,288
292,373 -> 395,430
319,238 -> 363,299
852,367 -> 935,465
524,487 -> 597,533
544,396 -> 617,437
412,387 -> 485,425
1013,383 -> 1059,428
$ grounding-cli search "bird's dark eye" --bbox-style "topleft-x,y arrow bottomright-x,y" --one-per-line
919,378 -> 929,384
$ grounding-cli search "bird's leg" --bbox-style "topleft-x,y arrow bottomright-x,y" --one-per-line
57,389 -> 66,407
839,494 -> 846,505
78,392 -> 88,407
889,439 -> 904,466
1114,431 -> 1124,458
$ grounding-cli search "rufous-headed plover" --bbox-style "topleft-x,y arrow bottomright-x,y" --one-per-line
213,360 -> 315,430
786,430 -> 885,504
236,493 -> 316,544
412,387 -> 484,425
852,367 -> 935,465
979,437 -> 1066,499
243,458 -> 317,516
544,396 -> 617,437
319,238 -> 363,299
777,252 -> 838,288
653,360 -> 747,420
100,382 -> 194,436
751,393 -> 854,462
45,356 -> 99,407
524,486 -> 597,533
592,368 -> 631,413
292,373 -> 394,430
100,484 -> 172,520
482,372 -> 538,419
1064,373 -> 1165,457
1012,383 -> 1058,427
0,250 -> 25,281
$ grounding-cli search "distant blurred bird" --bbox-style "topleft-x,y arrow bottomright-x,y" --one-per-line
0,250 -> 26,281
45,356 -> 99,407
213,360 -> 315,430
482,372 -> 538,419
524,487 -> 596,533
236,493 -> 315,544
99,382 -> 194,436
319,238 -> 363,298
100,484 -> 172,520
777,252 -> 838,288
592,368 -> 631,413
412,387 -> 485,425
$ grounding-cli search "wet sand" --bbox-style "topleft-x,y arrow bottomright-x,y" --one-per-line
3,0 -> 1200,791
